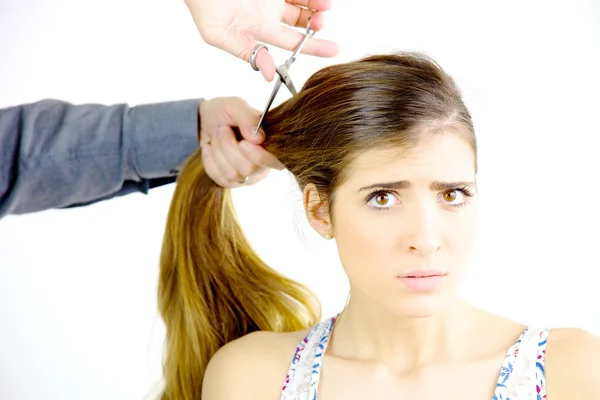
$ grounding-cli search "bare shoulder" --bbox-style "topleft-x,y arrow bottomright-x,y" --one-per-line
201,328 -> 309,400
545,327 -> 600,399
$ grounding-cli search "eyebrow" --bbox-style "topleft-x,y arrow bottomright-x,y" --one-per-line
357,180 -> 476,193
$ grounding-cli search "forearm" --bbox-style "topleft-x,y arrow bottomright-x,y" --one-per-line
0,98 -> 202,218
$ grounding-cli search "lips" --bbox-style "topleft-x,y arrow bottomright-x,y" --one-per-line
398,273 -> 446,291
398,270 -> 446,278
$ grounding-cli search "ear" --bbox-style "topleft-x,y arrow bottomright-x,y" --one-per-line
303,183 -> 334,240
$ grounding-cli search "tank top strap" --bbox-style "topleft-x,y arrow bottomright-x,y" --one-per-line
280,315 -> 337,399
494,326 -> 551,400
535,327 -> 551,399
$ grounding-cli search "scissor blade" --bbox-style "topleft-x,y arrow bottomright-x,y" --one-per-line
276,67 -> 297,95
286,80 -> 297,96
285,29 -> 315,68
254,78 -> 283,135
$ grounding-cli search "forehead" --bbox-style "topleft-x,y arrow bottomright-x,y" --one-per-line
345,133 -> 476,184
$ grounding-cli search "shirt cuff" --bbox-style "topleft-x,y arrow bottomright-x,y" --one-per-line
125,98 -> 202,180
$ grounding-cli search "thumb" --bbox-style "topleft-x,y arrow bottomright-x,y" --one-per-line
252,45 -> 276,82
234,37 -> 276,82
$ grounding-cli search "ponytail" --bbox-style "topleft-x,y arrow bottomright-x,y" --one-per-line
157,148 -> 321,399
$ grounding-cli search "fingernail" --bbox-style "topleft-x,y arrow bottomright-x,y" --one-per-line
261,68 -> 270,81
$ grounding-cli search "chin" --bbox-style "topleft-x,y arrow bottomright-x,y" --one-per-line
385,291 -> 454,319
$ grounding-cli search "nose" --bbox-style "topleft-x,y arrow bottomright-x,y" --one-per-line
404,202 -> 442,256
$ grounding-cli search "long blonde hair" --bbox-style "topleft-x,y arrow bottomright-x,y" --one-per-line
157,52 -> 476,399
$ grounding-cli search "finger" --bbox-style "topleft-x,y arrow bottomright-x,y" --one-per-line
201,143 -> 230,188
211,127 -> 244,183
254,46 -> 277,82
216,126 -> 261,179
239,140 -> 286,171
282,5 -> 326,31
261,25 -> 339,58
233,167 -> 271,188
221,97 -> 266,144
204,143 -> 263,188
285,0 -> 333,12
247,167 -> 271,185
235,40 -> 276,82
210,30 -> 277,82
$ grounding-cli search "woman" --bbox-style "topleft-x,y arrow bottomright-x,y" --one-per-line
157,52 -> 600,399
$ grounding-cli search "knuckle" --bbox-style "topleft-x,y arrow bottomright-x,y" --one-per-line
239,165 -> 255,177
224,170 -> 239,182
200,29 -> 220,47
220,135 -> 235,149
254,153 -> 270,166
215,179 -> 229,189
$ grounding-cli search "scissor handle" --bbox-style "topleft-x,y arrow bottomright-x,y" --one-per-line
284,17 -> 315,68
252,17 -> 315,135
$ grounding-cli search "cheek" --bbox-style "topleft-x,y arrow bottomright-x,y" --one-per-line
448,208 -> 478,252
332,206 -> 397,282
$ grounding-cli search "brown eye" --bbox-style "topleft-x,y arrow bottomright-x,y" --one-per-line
367,191 -> 398,209
443,190 -> 458,202
375,193 -> 389,206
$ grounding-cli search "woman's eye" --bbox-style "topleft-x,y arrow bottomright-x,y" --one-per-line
442,189 -> 465,204
367,192 -> 398,208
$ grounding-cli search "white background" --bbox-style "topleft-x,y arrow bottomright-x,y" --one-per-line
1,0 -> 599,399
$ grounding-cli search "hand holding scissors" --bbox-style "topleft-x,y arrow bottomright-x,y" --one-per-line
200,19 -> 315,188
252,17 -> 316,135
185,0 -> 338,81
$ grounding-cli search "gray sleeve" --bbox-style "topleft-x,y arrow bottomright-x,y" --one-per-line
0,98 -> 202,218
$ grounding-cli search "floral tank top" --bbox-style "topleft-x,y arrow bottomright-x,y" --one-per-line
280,315 -> 551,399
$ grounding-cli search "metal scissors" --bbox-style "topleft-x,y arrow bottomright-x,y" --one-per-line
252,18 -> 315,135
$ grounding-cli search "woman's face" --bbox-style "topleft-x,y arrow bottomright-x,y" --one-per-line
330,132 -> 478,317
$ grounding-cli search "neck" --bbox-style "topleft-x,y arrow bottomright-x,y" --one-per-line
328,292 -> 482,374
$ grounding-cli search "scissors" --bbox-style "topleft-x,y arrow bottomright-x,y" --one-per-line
252,18 -> 316,135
